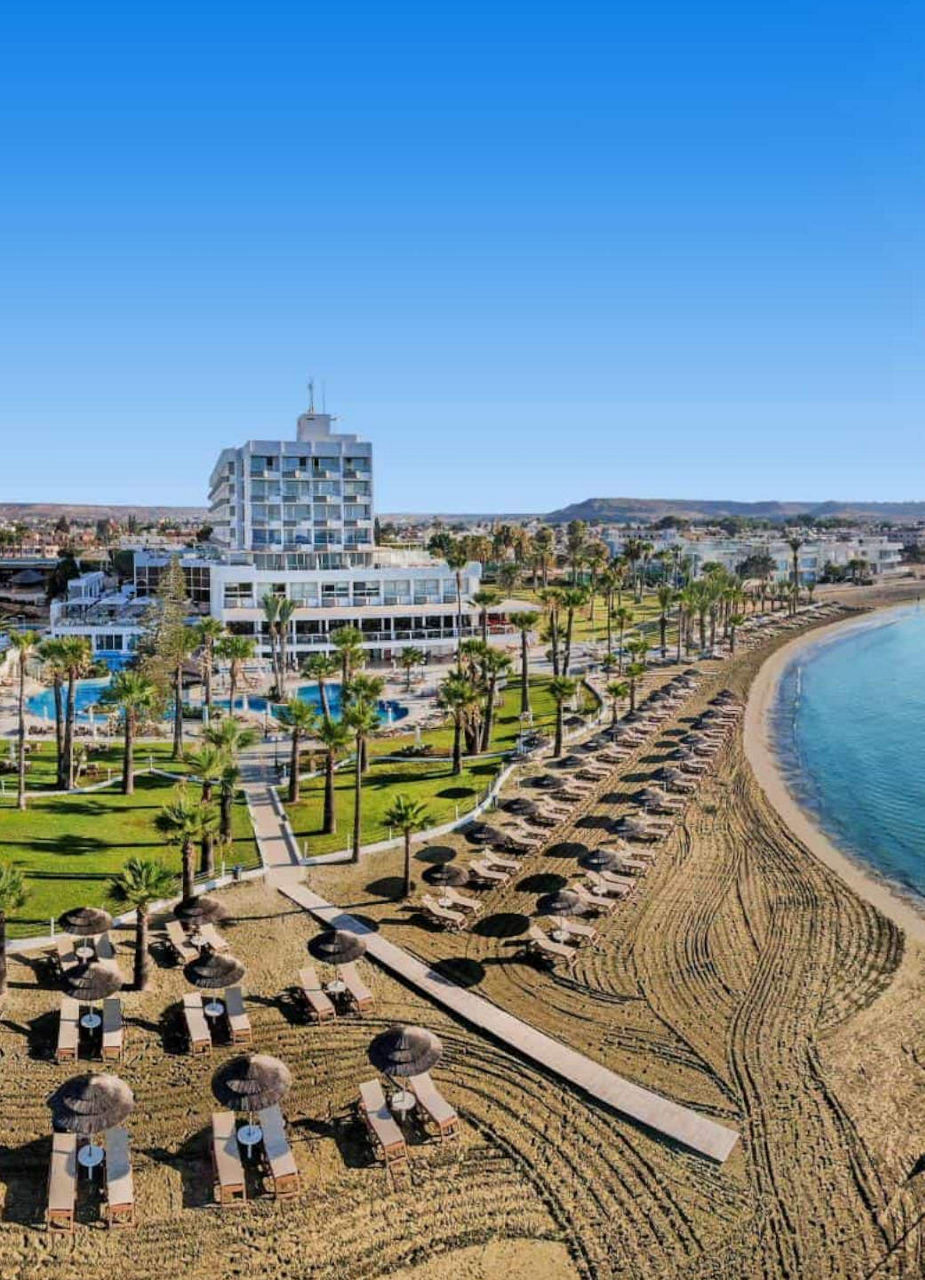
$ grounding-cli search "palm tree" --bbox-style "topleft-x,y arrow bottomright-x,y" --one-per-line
625,661 -> 645,713
216,634 -> 256,712
472,589 -> 499,646
437,670 -> 480,775
38,637 -> 68,783
59,636 -> 92,789
398,646 -> 424,691
605,679 -> 629,725
317,716 -> 350,835
728,613 -> 745,653
276,698 -> 318,803
612,606 -> 633,674
345,674 -> 384,772
302,652 -> 338,721
559,586 -> 588,677
330,625 -> 364,686
549,675 -> 576,757
343,700 -> 380,864
787,537 -> 804,615
185,743 -> 228,872
9,630 -> 39,810
532,524 -> 555,586
508,611 -> 536,717
443,538 -> 471,666
194,617 -> 225,718
276,597 -> 296,689
205,715 -> 257,839
0,864 -> 27,996
656,585 -> 674,659
565,520 -> 586,584
110,858 -> 174,991
155,786 -> 206,899
480,649 -> 511,751
217,760 -> 240,843
622,537 -> 645,602
538,587 -> 563,675
261,591 -> 283,695
169,625 -> 198,760
384,794 -> 431,898
102,670 -> 157,795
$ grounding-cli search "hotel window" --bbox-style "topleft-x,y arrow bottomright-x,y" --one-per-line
321,581 -> 350,605
384,578 -> 411,606
352,581 -> 381,605
314,530 -> 340,547
223,582 -> 254,607
282,456 -> 308,474
289,582 -> 319,606
413,578 -> 441,604
344,504 -> 369,521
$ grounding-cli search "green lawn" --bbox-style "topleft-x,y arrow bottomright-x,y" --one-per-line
285,756 -> 501,857
509,585 -> 678,650
0,773 -> 260,938
0,738 -> 184,793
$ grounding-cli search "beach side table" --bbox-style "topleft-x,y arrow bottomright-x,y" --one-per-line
390,1090 -> 415,1121
204,998 -> 225,1019
78,1142 -> 105,1179
238,1122 -> 263,1157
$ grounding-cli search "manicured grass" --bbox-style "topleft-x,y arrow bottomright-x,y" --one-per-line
286,757 -> 501,856
509,585 -> 679,649
0,773 -> 260,938
0,738 -> 183,793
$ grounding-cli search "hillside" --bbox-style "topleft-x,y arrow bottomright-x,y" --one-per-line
544,497 -> 925,524
0,501 -> 208,524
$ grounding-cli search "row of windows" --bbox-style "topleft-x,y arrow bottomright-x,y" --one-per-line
221,577 -> 463,609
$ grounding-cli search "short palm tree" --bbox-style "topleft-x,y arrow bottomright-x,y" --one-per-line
549,675 -> 577,757
330,625 -> 364,686
205,717 -> 257,840
398,646 -> 425,691
728,612 -> 746,653
605,679 -> 630,725
38,637 -> 68,783
195,617 -> 225,717
217,760 -> 240,843
216,634 -> 257,711
185,743 -> 228,871
0,864 -> 28,995
302,652 -> 338,721
471,589 -> 500,646
437,670 -> 480,775
317,716 -> 350,835
9,630 -> 39,810
110,858 -> 174,991
59,635 -> 92,789
276,698 -> 318,803
656,586 -> 674,658
559,587 -> 588,676
343,700 -> 380,864
261,591 -> 283,695
508,611 -> 536,717
155,786 -> 206,899
385,793 -> 431,898
102,669 -> 158,794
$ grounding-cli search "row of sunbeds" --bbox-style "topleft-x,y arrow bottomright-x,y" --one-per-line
47,1127 -> 133,1231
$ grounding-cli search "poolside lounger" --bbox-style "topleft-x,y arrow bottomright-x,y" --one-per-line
56,996 -> 80,1064
420,894 -> 467,932
468,860 -> 510,885
585,871 -> 633,898
182,992 -> 211,1055
358,1080 -> 409,1175
46,1132 -> 78,1231
166,920 -> 198,964
297,965 -> 336,1022
102,997 -> 124,1061
197,923 -> 229,952
340,962 -> 374,1014
525,924 -> 576,967
258,1104 -> 300,1198
405,1072 -> 459,1141
483,853 -> 520,872
571,884 -> 618,913
224,986 -> 252,1044
104,1126 -> 135,1227
549,915 -> 598,945
442,887 -> 480,913
211,1111 -> 246,1206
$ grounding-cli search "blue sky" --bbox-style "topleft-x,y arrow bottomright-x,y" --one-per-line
1,2 -> 922,511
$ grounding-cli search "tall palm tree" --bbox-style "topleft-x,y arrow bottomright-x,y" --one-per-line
0,864 -> 27,995
343,700 -> 380,864
398,646 -> 424,691
276,698 -> 318,803
549,675 -> 576,757
508,611 -> 536,717
605,679 -> 629,725
532,524 -> 555,587
261,591 -> 283,695
472,589 -> 500,646
345,674 -> 384,772
217,760 -> 240,843
185,743 -> 228,871
538,587 -> 563,675
565,520 -> 586,584
787,537 -> 804,615
216,634 -> 256,712
276,596 -> 297,689
9,630 -> 39,810
59,636 -> 92,790
155,786 -> 206,899
205,715 -> 257,840
102,669 -> 157,795
330,625 -> 364,686
302,652 -> 338,721
384,793 -> 431,898
656,586 -> 674,659
559,586 -> 588,677
443,538 -> 471,666
479,649 -> 511,751
625,661 -> 646,713
612,606 -> 633,674
437,670 -> 480,775
728,613 -> 745,653
195,617 -> 225,718
169,625 -> 198,760
38,637 -> 67,783
622,537 -> 645,603
317,716 -> 350,835
110,858 -> 174,991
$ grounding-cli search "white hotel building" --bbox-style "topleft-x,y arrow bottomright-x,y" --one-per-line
51,401 -> 491,665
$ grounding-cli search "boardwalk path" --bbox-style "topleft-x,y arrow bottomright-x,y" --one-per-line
245,769 -> 739,1164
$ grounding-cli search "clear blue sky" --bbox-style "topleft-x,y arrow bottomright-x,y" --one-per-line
1,2 -> 922,511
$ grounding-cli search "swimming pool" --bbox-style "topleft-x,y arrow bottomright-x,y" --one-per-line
26,679 -> 408,725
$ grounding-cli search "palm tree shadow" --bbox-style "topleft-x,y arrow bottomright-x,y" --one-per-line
144,1130 -> 213,1209
0,1135 -> 52,1224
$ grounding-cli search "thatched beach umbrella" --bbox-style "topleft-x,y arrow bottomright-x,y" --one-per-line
368,1024 -> 443,1079
65,960 -> 123,1029
308,928 -> 366,995
464,822 -> 507,846
501,796 -> 540,816
578,847 -> 621,872
185,945 -> 246,1016
423,862 -> 470,888
174,894 -> 229,929
536,888 -> 589,917
618,816 -> 663,842
58,906 -> 113,961
659,766 -> 696,791
530,773 -> 561,790
554,754 -> 584,769
49,1072 -> 134,1173
212,1054 -> 291,1110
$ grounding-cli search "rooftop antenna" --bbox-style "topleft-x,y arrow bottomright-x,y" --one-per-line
307,377 -> 315,413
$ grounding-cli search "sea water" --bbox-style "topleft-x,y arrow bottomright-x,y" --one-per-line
772,603 -> 925,905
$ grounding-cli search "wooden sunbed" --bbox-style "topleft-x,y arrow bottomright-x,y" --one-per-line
358,1080 -> 409,1175
258,1104 -> 300,1198
211,1111 -> 246,1205
525,924 -> 576,967
483,853 -> 520,872
584,871 -> 632,899
183,992 -> 211,1054
224,986 -> 252,1044
166,920 -> 198,963
198,923 -> 229,952
420,894 -> 466,932
104,1126 -> 135,1227
46,1132 -> 77,1231
405,1072 -> 459,1141
297,966 -> 336,1022
56,996 -> 80,1063
571,884 -> 618,914
549,915 -> 598,945
442,887 -> 480,913
102,997 -> 123,1061
340,962 -> 374,1014
468,860 -> 510,885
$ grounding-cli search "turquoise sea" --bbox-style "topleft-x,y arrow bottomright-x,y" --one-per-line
772,603 -> 925,905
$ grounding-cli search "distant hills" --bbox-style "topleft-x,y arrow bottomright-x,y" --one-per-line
543,498 -> 925,525
0,502 -> 208,524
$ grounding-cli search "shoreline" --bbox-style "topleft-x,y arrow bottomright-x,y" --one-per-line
744,603 -> 925,946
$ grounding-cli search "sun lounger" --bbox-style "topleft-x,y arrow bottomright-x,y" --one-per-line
585,871 -> 633,898
571,884 -> 618,913
258,1104 -> 300,1198
468,859 -> 510,885
442,887 -> 480,913
183,992 -> 211,1055
224,986 -> 252,1044
56,996 -> 80,1063
525,924 -> 576,966
483,853 -> 520,872
297,965 -> 336,1022
340,962 -> 374,1014
197,923 -> 229,952
102,997 -> 123,1061
166,920 -> 198,964
104,1126 -> 135,1227
46,1132 -> 78,1231
549,915 -> 598,945
212,1111 -> 246,1205
405,1072 -> 459,1141
54,937 -> 80,976
421,894 -> 467,932
358,1080 -> 409,1175
94,932 -> 116,960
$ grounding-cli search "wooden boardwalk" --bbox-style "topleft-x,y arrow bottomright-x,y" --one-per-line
276,879 -> 740,1163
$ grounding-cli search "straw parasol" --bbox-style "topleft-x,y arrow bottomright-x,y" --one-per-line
368,1024 -> 443,1078
307,928 -> 367,967
536,888 -> 590,917
184,945 -> 246,990
212,1054 -> 291,1112
423,862 -> 470,888
58,906 -> 113,938
501,796 -> 540,816
530,773 -> 561,789
49,1072 -> 134,1167
65,960 -> 123,1004
464,822 -> 507,846
554,754 -> 584,769
174,894 -> 229,928
618,815 -> 663,840
579,847 -> 622,872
